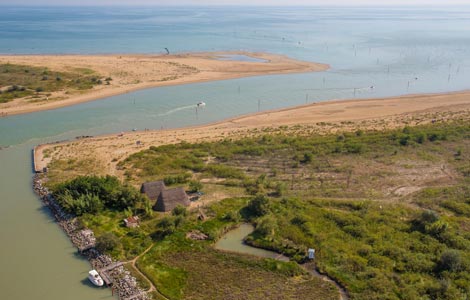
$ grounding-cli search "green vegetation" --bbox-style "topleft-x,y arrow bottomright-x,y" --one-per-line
0,63 -> 101,103
137,197 -> 338,300
53,175 -> 148,216
49,120 -> 470,299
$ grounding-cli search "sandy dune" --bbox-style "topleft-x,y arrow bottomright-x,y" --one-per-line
34,90 -> 470,178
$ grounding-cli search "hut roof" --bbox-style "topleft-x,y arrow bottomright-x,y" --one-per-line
124,216 -> 140,228
154,187 -> 190,212
141,181 -> 166,200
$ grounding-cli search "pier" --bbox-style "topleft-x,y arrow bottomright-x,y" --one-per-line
98,262 -> 123,273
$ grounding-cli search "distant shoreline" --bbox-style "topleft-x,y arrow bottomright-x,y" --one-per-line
0,51 -> 328,116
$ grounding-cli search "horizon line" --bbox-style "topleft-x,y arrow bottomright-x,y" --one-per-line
2,3 -> 470,7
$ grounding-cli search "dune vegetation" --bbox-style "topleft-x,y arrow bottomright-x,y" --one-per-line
0,63 -> 102,103
48,120 -> 470,299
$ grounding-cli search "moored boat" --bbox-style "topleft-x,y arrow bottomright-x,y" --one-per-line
88,270 -> 104,287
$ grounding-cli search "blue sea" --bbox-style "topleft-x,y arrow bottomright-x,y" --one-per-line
1,6 -> 470,300
2,6 -> 470,146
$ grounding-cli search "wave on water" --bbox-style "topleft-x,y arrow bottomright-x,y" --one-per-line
157,104 -> 198,117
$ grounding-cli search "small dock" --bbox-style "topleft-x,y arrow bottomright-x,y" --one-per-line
98,262 -> 123,273
100,272 -> 113,286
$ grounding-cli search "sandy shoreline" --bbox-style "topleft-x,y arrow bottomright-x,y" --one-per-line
0,51 -> 328,116
34,90 -> 470,178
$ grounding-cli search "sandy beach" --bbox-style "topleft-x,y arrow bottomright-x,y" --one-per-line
0,51 -> 327,116
35,90 -> 470,179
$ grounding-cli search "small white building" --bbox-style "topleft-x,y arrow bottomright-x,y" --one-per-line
308,248 -> 316,260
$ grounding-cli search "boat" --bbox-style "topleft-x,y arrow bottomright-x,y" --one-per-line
197,101 -> 206,107
88,270 -> 104,287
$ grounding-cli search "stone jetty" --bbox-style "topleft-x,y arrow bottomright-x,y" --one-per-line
33,174 -> 149,300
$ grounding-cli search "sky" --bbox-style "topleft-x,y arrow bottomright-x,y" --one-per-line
1,0 -> 470,6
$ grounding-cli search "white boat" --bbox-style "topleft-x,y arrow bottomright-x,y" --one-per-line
197,101 -> 206,107
88,270 -> 104,287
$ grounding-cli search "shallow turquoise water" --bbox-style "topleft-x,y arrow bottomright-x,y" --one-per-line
1,6 -> 470,300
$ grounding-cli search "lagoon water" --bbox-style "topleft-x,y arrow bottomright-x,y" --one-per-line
1,6 -> 470,300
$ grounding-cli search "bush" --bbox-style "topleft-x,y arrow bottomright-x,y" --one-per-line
172,205 -> 187,217
438,250 -> 462,272
164,173 -> 191,185
274,182 -> 286,197
96,232 -> 120,252
246,194 -> 270,217
188,180 -> 203,193
255,215 -> 278,237
156,217 -> 176,237
301,152 -> 313,163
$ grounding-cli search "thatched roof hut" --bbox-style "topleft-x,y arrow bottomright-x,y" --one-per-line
154,187 -> 190,212
141,181 -> 165,201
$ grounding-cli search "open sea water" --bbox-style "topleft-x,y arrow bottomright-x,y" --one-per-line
1,6 -> 470,300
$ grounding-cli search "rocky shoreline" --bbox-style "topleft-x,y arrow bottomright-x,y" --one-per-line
33,174 -> 150,300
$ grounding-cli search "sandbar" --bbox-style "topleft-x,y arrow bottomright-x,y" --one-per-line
0,51 -> 328,116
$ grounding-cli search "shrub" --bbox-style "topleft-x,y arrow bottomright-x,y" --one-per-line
274,182 -> 286,197
188,180 -> 203,193
172,205 -> 187,217
164,173 -> 191,185
255,215 -> 278,237
438,250 -> 462,272
96,232 -> 120,252
246,194 -> 270,217
301,152 -> 313,163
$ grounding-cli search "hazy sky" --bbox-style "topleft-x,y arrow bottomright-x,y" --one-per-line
1,0 -> 470,6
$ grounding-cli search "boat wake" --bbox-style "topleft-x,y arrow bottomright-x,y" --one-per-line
158,104 -> 198,117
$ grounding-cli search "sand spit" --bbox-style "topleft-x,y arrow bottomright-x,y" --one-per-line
0,51 -> 328,116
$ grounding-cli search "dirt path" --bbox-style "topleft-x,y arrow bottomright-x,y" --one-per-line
126,244 -> 169,300
299,262 -> 349,300
301,262 -> 349,300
